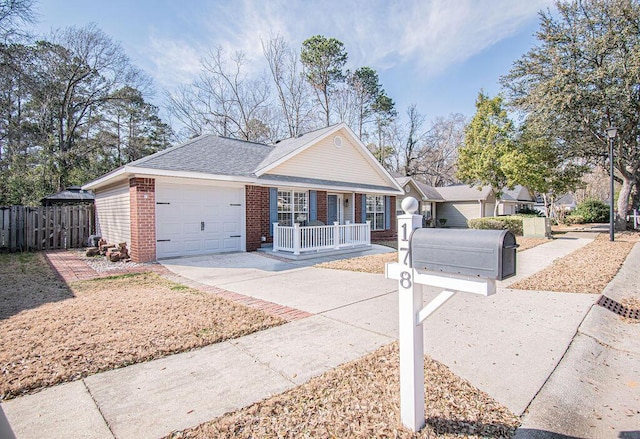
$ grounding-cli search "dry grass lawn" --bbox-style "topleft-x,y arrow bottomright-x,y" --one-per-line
0,253 -> 284,400
168,343 -> 519,439
317,237 -> 548,274
510,232 -> 639,294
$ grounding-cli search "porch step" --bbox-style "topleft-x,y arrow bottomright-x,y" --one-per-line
256,244 -> 379,261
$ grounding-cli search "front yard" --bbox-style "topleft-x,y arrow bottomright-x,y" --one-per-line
0,252 -> 284,400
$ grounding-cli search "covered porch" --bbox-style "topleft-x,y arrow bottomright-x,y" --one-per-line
272,221 -> 371,255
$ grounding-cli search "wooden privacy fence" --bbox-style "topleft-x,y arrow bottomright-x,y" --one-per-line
0,205 -> 94,252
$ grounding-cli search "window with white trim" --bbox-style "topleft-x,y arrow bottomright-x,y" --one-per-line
277,190 -> 308,226
366,195 -> 385,231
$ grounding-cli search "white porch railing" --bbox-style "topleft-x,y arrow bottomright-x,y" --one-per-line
273,221 -> 371,255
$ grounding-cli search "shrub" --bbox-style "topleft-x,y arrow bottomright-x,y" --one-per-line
467,216 -> 523,236
517,207 -> 544,217
573,199 -> 610,223
564,214 -> 585,225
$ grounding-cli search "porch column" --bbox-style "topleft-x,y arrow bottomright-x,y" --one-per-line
272,222 -> 279,252
293,223 -> 301,255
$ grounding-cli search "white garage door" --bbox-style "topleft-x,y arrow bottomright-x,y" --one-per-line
156,182 -> 243,258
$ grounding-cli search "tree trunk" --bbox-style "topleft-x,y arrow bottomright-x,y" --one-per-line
616,173 -> 633,230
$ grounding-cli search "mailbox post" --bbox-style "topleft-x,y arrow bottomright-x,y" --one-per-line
395,197 -> 425,432
386,197 -> 516,432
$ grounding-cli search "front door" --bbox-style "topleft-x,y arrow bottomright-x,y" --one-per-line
327,194 -> 343,224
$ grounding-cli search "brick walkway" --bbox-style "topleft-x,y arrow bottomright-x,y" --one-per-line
43,250 -> 312,322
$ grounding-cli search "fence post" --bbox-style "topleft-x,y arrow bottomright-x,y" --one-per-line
333,221 -> 340,249
293,223 -> 301,255
365,220 -> 371,246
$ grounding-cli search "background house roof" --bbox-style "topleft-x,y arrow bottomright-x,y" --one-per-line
434,185 -> 534,203
414,181 -> 444,201
434,185 -> 494,201
394,176 -> 444,201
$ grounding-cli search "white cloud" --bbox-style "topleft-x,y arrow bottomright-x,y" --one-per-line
141,0 -> 552,88
144,30 -> 204,89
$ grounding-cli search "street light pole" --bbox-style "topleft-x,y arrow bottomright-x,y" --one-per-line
606,126 -> 618,242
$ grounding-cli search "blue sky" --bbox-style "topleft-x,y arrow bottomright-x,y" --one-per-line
33,0 -> 553,125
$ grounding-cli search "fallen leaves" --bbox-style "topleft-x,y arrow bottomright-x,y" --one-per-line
510,233 -> 637,294
0,262 -> 284,400
168,343 -> 519,439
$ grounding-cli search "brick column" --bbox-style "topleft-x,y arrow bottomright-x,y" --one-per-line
246,185 -> 269,251
317,191 -> 328,224
129,177 -> 156,262
355,193 -> 363,223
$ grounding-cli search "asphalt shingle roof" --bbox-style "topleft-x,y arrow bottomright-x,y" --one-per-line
434,184 -> 493,201
129,135 -> 273,177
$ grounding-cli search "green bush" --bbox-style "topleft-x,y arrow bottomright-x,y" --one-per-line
573,199 -> 610,223
564,214 -> 585,224
467,216 -> 523,236
517,207 -> 544,217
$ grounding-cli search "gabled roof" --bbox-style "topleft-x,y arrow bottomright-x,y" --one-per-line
435,185 -> 494,201
256,125 -> 337,172
84,123 -> 402,195
502,186 -> 534,203
434,184 -> 534,203
394,176 -> 444,201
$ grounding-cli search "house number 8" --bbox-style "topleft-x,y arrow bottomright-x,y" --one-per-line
400,271 -> 412,289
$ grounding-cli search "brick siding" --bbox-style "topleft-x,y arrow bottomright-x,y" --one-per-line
245,185 -> 270,252
129,177 -> 156,262
317,191 -> 328,224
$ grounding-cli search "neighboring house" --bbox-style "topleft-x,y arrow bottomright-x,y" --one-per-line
433,185 -> 535,228
83,123 -> 403,262
393,176 -> 443,225
41,186 -> 95,207
533,193 -> 577,216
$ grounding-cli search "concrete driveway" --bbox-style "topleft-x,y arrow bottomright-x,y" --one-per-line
161,243 -> 597,416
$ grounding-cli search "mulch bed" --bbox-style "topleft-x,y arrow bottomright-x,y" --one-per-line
510,233 -> 638,294
168,343 -> 519,439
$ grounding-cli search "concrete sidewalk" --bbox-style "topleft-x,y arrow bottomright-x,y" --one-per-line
515,242 -> 640,439
1,235 -> 612,439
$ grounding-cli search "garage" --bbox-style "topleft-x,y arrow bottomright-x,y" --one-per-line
436,202 -> 480,228
155,181 -> 244,258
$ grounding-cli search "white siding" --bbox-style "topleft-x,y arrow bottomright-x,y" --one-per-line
95,183 -> 131,245
484,202 -> 496,217
437,202 -> 480,228
267,129 -> 392,188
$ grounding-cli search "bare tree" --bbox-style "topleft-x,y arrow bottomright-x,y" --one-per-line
0,0 -> 36,43
32,24 -> 149,190
166,46 -> 272,142
400,104 -> 427,177
262,35 -> 316,138
420,114 -> 465,186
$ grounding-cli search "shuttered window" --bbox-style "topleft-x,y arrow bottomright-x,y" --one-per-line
366,195 -> 385,231
277,190 -> 308,226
